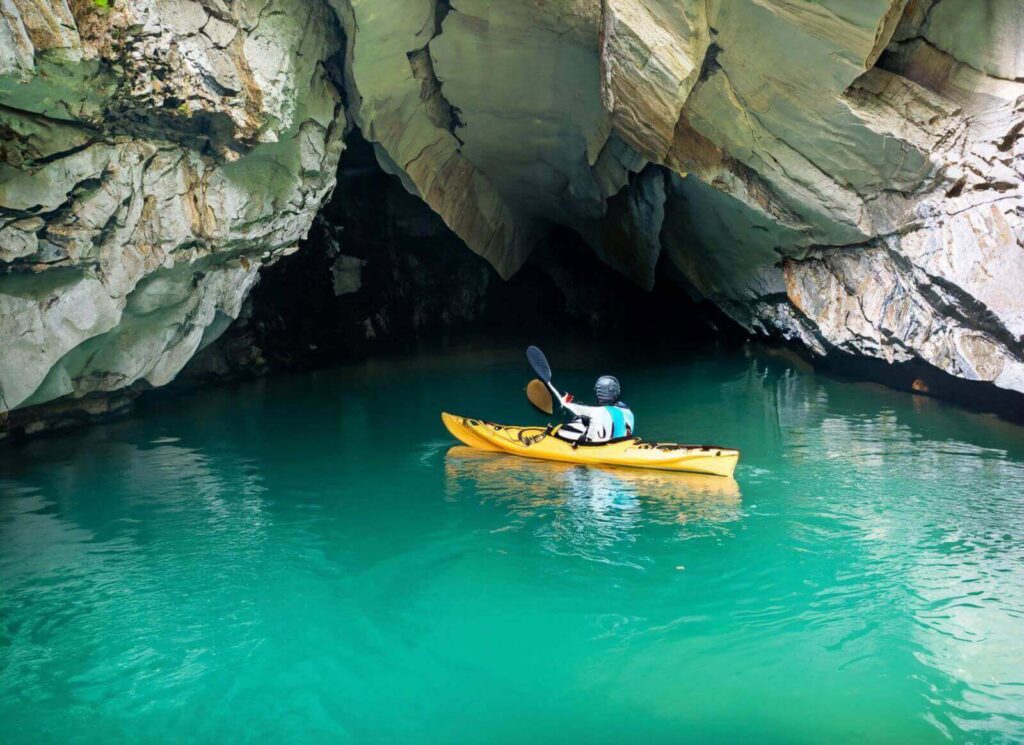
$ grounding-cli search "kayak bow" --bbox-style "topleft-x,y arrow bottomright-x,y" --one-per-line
441,412 -> 739,477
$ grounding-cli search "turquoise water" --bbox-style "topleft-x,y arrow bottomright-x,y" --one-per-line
2,340 -> 1024,743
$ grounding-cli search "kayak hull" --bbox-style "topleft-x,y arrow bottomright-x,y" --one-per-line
441,413 -> 739,477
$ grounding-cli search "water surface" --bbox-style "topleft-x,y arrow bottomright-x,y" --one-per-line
2,341 -> 1024,742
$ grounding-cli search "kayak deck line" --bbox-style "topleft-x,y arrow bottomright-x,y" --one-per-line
441,413 -> 739,478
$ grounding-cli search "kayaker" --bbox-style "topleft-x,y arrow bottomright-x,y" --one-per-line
555,375 -> 635,443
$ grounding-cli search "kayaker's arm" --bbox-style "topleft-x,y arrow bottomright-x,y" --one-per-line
546,381 -> 570,411
557,394 -> 605,421
546,382 -> 604,419
546,382 -> 585,415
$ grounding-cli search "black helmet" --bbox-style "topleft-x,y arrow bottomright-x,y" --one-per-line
595,375 -> 620,404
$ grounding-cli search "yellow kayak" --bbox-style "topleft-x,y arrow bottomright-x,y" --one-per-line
441,413 -> 739,477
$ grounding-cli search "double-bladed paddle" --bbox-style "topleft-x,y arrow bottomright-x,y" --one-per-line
526,345 -> 552,383
526,346 -> 563,415
526,379 -> 553,415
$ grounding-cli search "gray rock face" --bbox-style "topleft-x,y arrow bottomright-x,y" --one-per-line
2,0 -> 1023,426
1,0 -> 346,413
657,1 -> 1024,397
330,0 -> 1024,399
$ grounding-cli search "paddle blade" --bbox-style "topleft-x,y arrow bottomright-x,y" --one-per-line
526,345 -> 551,383
526,378 -> 554,415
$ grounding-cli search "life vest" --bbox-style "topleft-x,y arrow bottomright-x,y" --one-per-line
604,403 -> 634,438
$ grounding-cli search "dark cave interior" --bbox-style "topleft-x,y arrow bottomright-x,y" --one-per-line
182,129 -> 740,383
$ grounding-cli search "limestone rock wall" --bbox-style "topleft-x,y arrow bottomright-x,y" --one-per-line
2,0 -> 1023,427
0,0 -> 346,415
331,0 -> 1023,398
653,0 -> 1024,396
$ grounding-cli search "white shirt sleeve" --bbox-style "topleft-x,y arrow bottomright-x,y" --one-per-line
560,399 -> 604,419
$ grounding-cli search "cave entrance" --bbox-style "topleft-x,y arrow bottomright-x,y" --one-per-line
184,128 -> 739,382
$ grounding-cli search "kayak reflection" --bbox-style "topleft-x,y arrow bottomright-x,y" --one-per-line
444,446 -> 742,530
